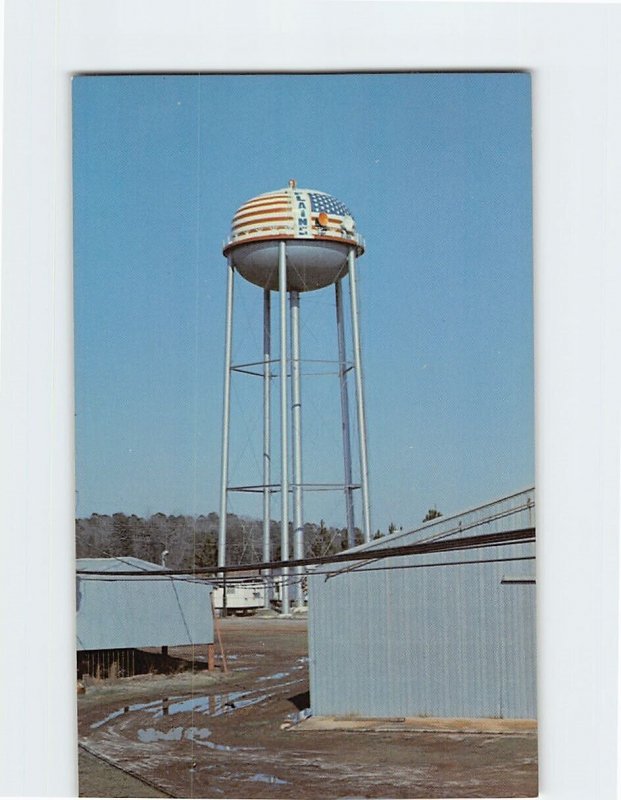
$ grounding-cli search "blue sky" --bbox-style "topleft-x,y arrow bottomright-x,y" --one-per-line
73,73 -> 533,532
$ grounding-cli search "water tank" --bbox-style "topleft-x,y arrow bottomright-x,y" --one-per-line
223,181 -> 364,292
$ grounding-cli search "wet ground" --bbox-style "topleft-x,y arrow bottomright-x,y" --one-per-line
78,617 -> 538,798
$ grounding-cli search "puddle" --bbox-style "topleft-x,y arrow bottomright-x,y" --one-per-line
187,727 -> 248,752
91,689 -> 272,729
262,677 -> 305,693
137,726 -> 185,743
287,707 -> 312,725
136,725 -> 257,753
90,669 -> 304,731
166,691 -> 272,718
257,672 -> 289,682
91,698 -> 168,730
247,773 -> 288,785
162,693 -> 248,717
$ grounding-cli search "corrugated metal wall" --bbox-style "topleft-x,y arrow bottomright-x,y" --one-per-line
308,489 -> 536,719
76,559 -> 214,650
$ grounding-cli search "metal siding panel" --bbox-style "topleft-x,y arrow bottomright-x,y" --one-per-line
76,577 -> 214,650
500,582 -> 537,718
308,534 -> 536,719
390,567 -> 408,715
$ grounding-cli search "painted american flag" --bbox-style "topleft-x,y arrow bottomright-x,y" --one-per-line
308,192 -> 352,218
225,186 -> 360,254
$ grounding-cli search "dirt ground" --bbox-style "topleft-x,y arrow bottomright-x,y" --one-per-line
77,617 -> 538,799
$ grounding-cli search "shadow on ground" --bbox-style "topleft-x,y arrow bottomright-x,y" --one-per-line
77,648 -> 199,680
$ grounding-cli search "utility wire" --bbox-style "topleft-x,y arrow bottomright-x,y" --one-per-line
318,554 -> 536,580
77,526 -> 535,578
78,554 -> 535,586
330,506 -> 535,578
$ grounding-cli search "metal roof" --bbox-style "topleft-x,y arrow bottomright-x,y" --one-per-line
76,556 -> 163,573
336,485 -> 536,558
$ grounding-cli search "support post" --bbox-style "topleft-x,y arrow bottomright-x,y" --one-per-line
290,290 -> 304,606
348,248 -> 372,542
211,593 -> 228,673
335,279 -> 356,548
278,242 -> 290,614
222,571 -> 228,616
218,259 -> 235,568
262,289 -> 272,607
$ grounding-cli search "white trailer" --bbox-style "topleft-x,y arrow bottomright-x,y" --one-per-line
212,578 -> 267,615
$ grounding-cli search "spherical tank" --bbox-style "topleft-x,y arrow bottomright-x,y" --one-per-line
223,182 -> 365,292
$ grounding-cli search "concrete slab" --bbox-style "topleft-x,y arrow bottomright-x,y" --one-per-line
294,715 -> 537,734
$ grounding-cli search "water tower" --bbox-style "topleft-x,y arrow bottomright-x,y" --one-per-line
218,180 -> 371,613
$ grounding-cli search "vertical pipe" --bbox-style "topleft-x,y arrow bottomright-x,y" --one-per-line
262,289 -> 272,607
278,242 -> 290,614
290,290 -> 304,606
348,248 -> 372,542
335,280 -> 356,548
218,259 -> 235,568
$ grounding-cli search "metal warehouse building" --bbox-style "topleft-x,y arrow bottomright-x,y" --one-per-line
76,557 -> 214,652
307,488 -> 536,720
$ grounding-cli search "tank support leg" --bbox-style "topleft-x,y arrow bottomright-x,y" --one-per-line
262,289 -> 272,607
290,290 -> 304,606
336,279 -> 356,548
348,248 -> 372,542
278,242 -> 290,614
218,259 -> 235,569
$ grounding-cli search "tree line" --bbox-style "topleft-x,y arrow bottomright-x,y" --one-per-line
76,512 -> 367,571
76,506 -> 442,571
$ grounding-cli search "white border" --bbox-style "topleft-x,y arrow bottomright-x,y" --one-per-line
1,2 -> 620,798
